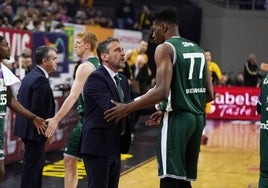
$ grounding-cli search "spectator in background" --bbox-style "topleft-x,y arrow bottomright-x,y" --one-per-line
32,19 -> 43,32
0,14 -> 9,27
203,49 -> 224,144
126,40 -> 149,67
53,22 -> 65,33
243,53 -> 262,87
65,0 -> 79,18
10,48 -> 33,78
126,39 -> 153,139
134,4 -> 152,40
125,40 -> 152,94
11,17 -> 24,30
79,0 -> 93,9
115,0 -> 136,29
73,10 -> 87,25
2,4 -> 15,24
235,72 -> 244,86
0,0 -> 115,32
21,47 -> 33,75
85,8 -> 113,28
221,72 -> 232,86
131,54 -> 152,95
204,49 -> 224,85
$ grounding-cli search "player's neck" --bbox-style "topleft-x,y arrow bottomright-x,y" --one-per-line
81,51 -> 94,61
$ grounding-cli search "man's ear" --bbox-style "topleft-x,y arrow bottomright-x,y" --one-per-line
41,58 -> 47,65
162,23 -> 168,32
86,43 -> 91,50
101,53 -> 108,61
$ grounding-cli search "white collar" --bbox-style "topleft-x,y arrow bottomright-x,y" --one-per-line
103,65 -> 119,85
37,65 -> 49,78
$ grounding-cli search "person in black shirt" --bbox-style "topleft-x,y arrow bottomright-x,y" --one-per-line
243,53 -> 262,87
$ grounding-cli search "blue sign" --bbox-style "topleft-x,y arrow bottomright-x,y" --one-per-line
32,32 -> 69,75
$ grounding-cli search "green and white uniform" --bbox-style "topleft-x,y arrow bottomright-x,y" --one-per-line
0,71 -> 6,160
64,57 -> 100,158
0,64 -> 20,160
156,37 -> 207,181
258,74 -> 268,188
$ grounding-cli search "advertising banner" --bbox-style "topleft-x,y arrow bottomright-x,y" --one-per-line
64,23 -> 86,62
85,25 -> 114,43
0,28 -> 33,58
207,86 -> 261,120
32,32 -> 69,74
113,29 -> 142,51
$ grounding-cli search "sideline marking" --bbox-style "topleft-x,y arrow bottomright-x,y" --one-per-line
43,160 -> 86,179
43,154 -> 134,178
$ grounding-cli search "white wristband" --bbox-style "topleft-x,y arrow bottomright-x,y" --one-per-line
134,96 -> 141,101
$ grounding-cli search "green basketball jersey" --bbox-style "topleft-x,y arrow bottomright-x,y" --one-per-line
0,70 -> 7,117
87,56 -> 100,70
161,37 -> 207,115
76,57 -> 100,117
259,75 -> 268,171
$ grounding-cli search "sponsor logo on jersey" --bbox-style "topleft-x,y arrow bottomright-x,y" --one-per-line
182,41 -> 195,47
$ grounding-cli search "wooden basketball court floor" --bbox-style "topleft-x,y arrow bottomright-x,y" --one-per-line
1,119 -> 260,188
119,119 -> 260,188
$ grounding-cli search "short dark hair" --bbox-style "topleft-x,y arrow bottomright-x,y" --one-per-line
151,7 -> 178,25
0,35 -> 5,43
35,45 -> 57,65
96,37 -> 119,63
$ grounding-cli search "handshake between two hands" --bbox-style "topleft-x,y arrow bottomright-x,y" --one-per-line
33,117 -> 59,144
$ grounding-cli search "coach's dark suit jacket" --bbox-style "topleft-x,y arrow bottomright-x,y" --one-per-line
14,66 -> 55,188
14,67 -> 55,141
80,65 -> 133,157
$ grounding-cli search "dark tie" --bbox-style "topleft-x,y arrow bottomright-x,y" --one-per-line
114,74 -> 124,102
114,74 -> 126,135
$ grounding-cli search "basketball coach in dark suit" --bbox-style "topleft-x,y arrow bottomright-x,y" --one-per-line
80,38 -> 134,188
14,45 -> 57,188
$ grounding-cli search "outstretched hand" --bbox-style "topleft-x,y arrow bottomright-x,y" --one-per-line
33,116 -> 47,135
47,135 -> 55,144
45,118 -> 59,137
104,100 -> 129,123
145,111 -> 163,126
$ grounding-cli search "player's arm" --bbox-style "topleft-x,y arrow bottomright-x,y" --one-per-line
205,63 -> 214,103
6,86 -> 47,135
104,43 -> 173,123
45,63 -> 95,137
214,63 -> 224,84
54,63 -> 94,122
260,62 -> 268,72
125,43 -> 173,110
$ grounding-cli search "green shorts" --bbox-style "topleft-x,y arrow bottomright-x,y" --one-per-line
259,170 -> 268,188
64,120 -> 83,158
157,111 -> 204,181
0,119 -> 3,160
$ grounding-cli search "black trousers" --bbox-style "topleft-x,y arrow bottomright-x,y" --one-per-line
82,153 -> 121,188
21,139 -> 45,188
160,177 -> 192,188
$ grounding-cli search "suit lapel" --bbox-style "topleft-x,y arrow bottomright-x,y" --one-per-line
99,66 -> 121,102
34,67 -> 55,111
98,66 -> 131,153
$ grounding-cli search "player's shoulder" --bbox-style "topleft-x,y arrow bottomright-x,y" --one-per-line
78,61 -> 94,69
